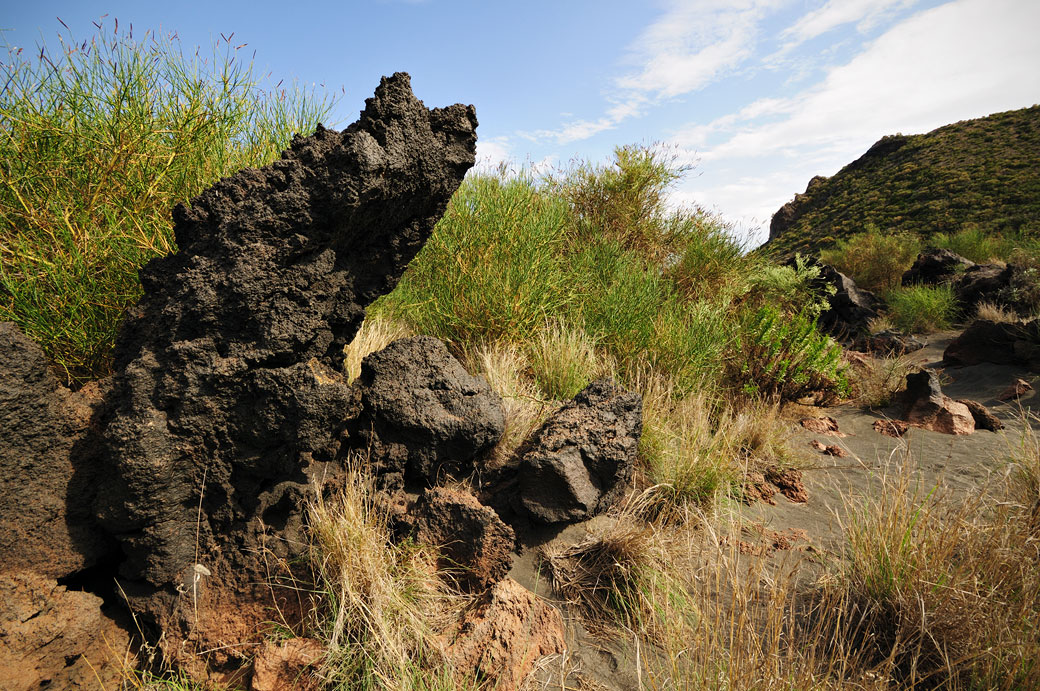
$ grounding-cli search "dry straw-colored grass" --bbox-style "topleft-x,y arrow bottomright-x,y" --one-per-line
342,315 -> 413,383
975,300 -> 1019,324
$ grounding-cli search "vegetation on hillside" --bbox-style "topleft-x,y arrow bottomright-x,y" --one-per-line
767,106 -> 1040,257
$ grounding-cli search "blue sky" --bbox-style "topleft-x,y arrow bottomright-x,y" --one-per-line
4,0 -> 1039,245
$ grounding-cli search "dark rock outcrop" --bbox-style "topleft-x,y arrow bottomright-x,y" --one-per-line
488,380 -> 642,525
901,248 -> 975,286
944,319 -> 1040,370
351,337 -> 504,489
854,329 -> 924,356
95,73 -> 477,672
813,264 -> 881,340
0,322 -> 112,579
407,486 -> 515,591
955,263 -> 1014,313
900,371 -> 974,435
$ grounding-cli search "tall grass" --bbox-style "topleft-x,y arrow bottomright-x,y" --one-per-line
0,22 -> 333,384
885,284 -> 957,333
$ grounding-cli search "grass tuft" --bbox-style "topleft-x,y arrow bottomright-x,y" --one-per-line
885,283 -> 957,333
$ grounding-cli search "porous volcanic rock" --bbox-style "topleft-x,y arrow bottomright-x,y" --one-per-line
944,319 -> 1040,370
351,336 -> 504,489
492,379 -> 642,524
901,248 -> 975,286
0,322 -> 113,579
854,329 -> 924,356
443,577 -> 565,691
955,263 -> 1014,314
814,264 -> 881,340
998,378 -> 1034,401
408,486 -> 515,591
900,371 -> 975,435
95,73 -> 477,673
0,572 -> 132,691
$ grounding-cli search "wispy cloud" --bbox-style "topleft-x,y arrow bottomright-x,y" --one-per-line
673,0 -> 1040,241
779,0 -> 916,51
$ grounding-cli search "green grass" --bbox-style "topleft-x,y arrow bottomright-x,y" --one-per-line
885,284 -> 957,333
0,22 -> 333,385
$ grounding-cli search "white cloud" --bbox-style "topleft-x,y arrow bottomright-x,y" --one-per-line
780,0 -> 915,49
674,0 -> 1040,244
473,136 -> 511,172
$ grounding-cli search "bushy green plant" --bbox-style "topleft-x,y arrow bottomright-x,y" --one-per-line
885,284 -> 957,333
819,225 -> 921,293
0,22 -> 332,384
375,172 -> 573,345
728,306 -> 849,402
929,225 -> 1002,263
743,254 -> 834,319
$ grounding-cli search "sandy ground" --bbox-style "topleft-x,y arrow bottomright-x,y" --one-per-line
509,329 -> 1038,690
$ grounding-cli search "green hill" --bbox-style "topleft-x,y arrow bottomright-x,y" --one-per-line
765,105 -> 1040,257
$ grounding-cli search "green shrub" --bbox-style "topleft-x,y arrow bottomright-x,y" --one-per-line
819,225 -> 921,293
742,254 -> 833,319
375,172 -> 573,345
0,23 -> 332,384
666,210 -> 751,302
929,225 -> 1002,263
728,306 -> 849,402
885,284 -> 957,333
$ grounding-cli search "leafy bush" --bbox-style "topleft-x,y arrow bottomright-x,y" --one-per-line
0,22 -> 332,384
742,254 -> 834,319
818,225 -> 921,293
885,284 -> 957,332
728,306 -> 849,402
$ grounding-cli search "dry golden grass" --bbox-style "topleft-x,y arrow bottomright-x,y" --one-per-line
525,321 -> 611,401
975,300 -> 1019,324
307,461 -> 478,689
342,316 -> 413,383
847,353 -> 918,409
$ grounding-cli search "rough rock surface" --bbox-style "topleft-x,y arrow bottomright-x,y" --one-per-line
0,572 -> 132,691
955,263 -> 1015,314
900,371 -> 975,435
901,248 -> 975,286
0,322 -> 113,579
956,399 -> 1004,432
408,486 -> 515,591
95,73 -> 477,672
810,440 -> 847,457
813,264 -> 881,340
999,378 -> 1034,401
250,638 -> 324,691
944,319 -> 1040,370
799,416 -> 846,436
494,379 -> 642,524
444,577 -> 565,690
766,466 -> 809,503
854,329 -> 924,356
873,419 -> 910,438
351,337 -> 504,488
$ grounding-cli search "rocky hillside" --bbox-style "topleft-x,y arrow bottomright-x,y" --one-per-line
765,105 -> 1040,256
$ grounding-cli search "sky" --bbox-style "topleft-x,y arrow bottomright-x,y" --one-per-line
3,0 -> 1039,246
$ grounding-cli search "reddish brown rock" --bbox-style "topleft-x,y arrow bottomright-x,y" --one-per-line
799,416 -> 847,436
956,399 -> 1004,432
443,578 -> 565,690
0,572 -> 134,691
873,419 -> 910,438
250,638 -> 324,691
998,378 -> 1034,401
742,471 -> 777,506
809,440 -> 847,457
766,466 -> 808,503
410,486 -> 515,591
901,371 -> 975,435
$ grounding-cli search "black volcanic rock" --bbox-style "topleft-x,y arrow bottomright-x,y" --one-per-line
95,73 -> 477,673
902,248 -> 975,286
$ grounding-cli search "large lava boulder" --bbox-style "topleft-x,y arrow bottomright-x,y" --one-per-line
944,318 -> 1040,370
955,263 -> 1014,314
94,73 -> 477,675
509,379 -> 642,524
351,336 -> 504,488
902,248 -> 975,286
804,263 -> 881,340
900,371 -> 974,435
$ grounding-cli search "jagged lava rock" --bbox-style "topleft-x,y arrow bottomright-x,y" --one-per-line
956,399 -> 1004,432
444,577 -> 565,691
944,318 -> 1040,369
513,379 -> 641,524
351,336 -> 504,488
901,371 -> 975,435
0,322 -> 113,579
95,73 -> 477,672
814,264 -> 881,340
955,263 -> 1014,314
408,486 -> 515,591
901,248 -> 975,286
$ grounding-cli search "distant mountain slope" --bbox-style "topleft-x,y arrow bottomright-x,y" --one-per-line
765,106 -> 1040,257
